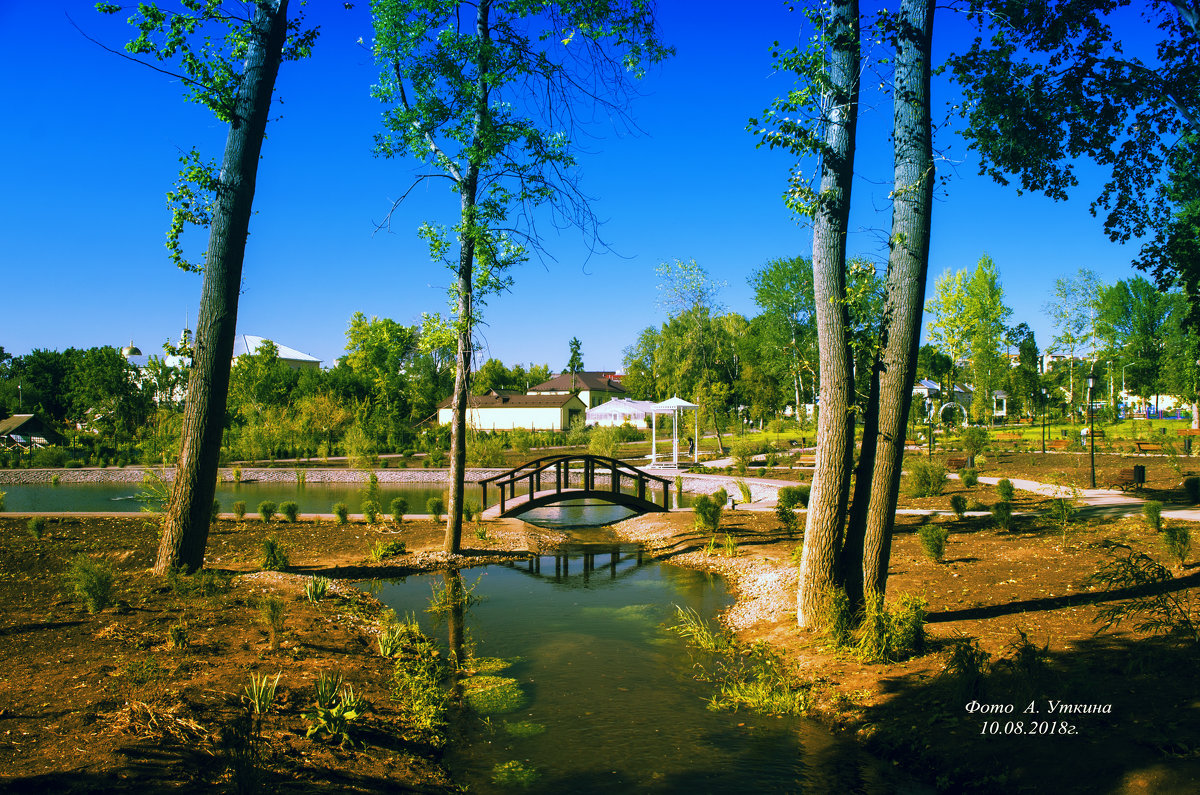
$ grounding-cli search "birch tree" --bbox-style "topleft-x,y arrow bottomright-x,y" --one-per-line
371,0 -> 670,553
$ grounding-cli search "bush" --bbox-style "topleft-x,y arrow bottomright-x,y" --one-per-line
1143,500 -> 1163,534
693,494 -> 723,533
426,496 -> 444,521
280,501 -> 299,522
996,478 -> 1015,501
854,591 -> 927,662
0,490 -> 5,511
1185,477 -> 1200,505
258,501 -> 277,523
370,540 -> 407,561
390,497 -> 408,523
233,501 -> 247,521
66,554 -> 115,613
31,446 -> 67,468
943,635 -> 991,701
958,468 -> 979,489
818,587 -> 854,648
960,426 -> 989,461
777,485 -> 809,509
992,501 -> 1013,531
949,494 -> 967,519
362,500 -> 380,523
260,536 -> 289,571
588,425 -> 621,459
731,437 -> 766,468
1162,523 -> 1192,568
333,502 -> 349,525
906,459 -> 947,497
918,524 -> 951,563
27,516 -> 46,539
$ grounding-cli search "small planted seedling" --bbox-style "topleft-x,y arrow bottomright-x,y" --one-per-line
258,501 -> 277,523
259,536 -> 289,571
361,500 -> 380,523
992,501 -> 1013,532
996,478 -> 1015,502
27,517 -> 47,539
280,501 -> 299,522
1143,500 -> 1163,534
950,494 -> 967,519
305,577 -> 331,603
332,502 -> 349,525
426,496 -> 444,521
66,553 -> 115,613
390,497 -> 408,523
245,671 -> 281,715
959,468 -> 979,489
918,524 -> 951,563
259,597 -> 286,651
233,501 -> 247,521
1162,522 -> 1191,568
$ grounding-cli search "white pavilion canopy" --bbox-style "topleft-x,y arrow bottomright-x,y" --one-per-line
648,396 -> 700,469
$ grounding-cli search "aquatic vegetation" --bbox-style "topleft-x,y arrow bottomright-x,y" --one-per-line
502,719 -> 546,738
492,760 -> 539,788
463,675 -> 528,715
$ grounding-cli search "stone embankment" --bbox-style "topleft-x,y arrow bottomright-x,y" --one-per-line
0,466 -> 507,486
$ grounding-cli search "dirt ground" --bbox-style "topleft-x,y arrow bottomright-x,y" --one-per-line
0,514 -> 545,793
3,460 -> 1200,793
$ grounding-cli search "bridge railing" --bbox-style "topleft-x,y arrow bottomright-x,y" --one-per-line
479,454 -> 673,514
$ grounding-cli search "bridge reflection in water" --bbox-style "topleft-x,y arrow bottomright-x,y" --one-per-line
499,544 -> 646,585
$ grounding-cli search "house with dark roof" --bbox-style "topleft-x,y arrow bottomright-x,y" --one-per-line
0,414 -> 65,450
436,391 -> 587,431
527,371 -> 625,409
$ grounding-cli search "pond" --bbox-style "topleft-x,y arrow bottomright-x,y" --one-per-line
1,482 -> 690,524
369,530 -> 918,793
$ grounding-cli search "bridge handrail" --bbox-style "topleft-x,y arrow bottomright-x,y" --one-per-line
479,453 -> 672,489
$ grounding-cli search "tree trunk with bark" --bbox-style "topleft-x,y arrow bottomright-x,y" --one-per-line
844,0 -> 935,601
796,0 -> 861,629
155,0 -> 290,574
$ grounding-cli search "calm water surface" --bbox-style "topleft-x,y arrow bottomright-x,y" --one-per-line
369,529 -> 921,794
3,483 -> 687,523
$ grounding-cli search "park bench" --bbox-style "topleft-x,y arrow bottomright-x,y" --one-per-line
1048,439 -> 1070,450
1108,467 -> 1142,492
947,456 -> 968,470
1082,429 -> 1106,439
1134,441 -> 1163,453
1014,417 -> 1034,425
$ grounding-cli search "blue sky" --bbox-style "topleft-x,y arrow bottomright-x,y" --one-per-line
0,2 -> 1156,373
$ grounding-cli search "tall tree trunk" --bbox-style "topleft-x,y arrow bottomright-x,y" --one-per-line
445,0 -> 490,554
846,0 -> 936,600
155,0 -> 290,575
796,0 -> 860,629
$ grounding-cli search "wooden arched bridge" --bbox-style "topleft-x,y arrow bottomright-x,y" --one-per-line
479,454 -> 673,519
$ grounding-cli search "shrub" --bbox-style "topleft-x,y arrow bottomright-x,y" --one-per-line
949,494 -> 967,519
371,540 -> 407,561
734,478 -> 753,503
1185,477 -> 1200,505
259,597 -> 286,651
66,554 -> 115,613
906,459 -> 947,497
280,501 -> 299,522
731,437 -> 765,468
958,468 -> 979,488
854,590 -> 928,662
778,485 -> 809,509
818,587 -> 854,649
333,502 -> 349,525
1143,500 -> 1163,534
775,502 -> 798,533
1162,523 -> 1191,568
390,497 -> 408,523
426,496 -> 444,521
693,494 -> 723,533
918,524 -> 950,563
991,501 -> 1013,531
258,501 -> 277,523
27,516 -> 47,539
362,500 -> 380,523
259,536 -> 289,571
1088,541 -> 1200,645
0,490 -> 5,511
960,426 -> 989,461
943,635 -> 991,701
996,478 -> 1015,501
31,446 -> 67,468
588,425 -> 621,459
233,501 -> 247,521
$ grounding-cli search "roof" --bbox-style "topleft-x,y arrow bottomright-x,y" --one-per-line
232,334 -> 320,364
654,396 -> 698,410
586,398 -> 659,418
436,392 -> 585,410
0,414 -> 38,436
528,371 -> 625,393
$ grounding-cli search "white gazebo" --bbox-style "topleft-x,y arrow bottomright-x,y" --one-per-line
648,396 -> 700,469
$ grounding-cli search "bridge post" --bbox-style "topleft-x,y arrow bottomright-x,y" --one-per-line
481,482 -> 488,510
555,460 -> 562,493
637,477 -> 645,502
612,461 -> 620,494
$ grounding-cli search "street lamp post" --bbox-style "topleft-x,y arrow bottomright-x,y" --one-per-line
925,398 -> 934,458
1041,388 -> 1048,454
1087,372 -> 1097,488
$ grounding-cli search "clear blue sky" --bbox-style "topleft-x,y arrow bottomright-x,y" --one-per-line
0,2 -> 1155,373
